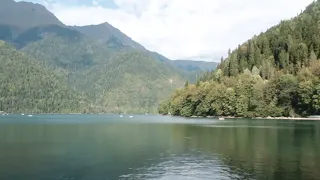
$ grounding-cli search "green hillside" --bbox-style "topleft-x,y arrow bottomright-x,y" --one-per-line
97,51 -> 184,113
17,25 -> 184,113
18,25 -> 114,70
0,41 -> 83,113
160,1 -> 320,117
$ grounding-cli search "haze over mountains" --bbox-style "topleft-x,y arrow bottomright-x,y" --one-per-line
172,60 -> 218,72
0,0 -> 217,113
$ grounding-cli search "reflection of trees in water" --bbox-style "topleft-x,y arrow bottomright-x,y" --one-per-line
171,120 -> 320,180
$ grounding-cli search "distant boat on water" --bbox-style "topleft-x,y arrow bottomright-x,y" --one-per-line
120,115 -> 123,118
219,117 -> 225,121
28,115 -> 33,117
129,116 -> 134,118
21,113 -> 25,116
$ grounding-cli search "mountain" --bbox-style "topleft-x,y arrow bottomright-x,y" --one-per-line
71,22 -> 217,74
70,23 -> 145,50
17,25 -> 112,68
172,60 -> 218,72
0,41 -> 83,113
168,60 -> 218,84
12,24 -> 184,113
160,1 -> 320,117
0,0 -> 65,45
72,22 -> 220,76
97,51 -> 184,112
70,23 -> 176,64
0,24 -> 22,42
0,0 -> 198,113
0,0 -> 63,29
20,24 -> 185,112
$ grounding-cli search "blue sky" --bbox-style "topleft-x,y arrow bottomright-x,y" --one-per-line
18,0 -> 314,61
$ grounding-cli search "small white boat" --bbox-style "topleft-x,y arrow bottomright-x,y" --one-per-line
129,116 -> 134,118
219,117 -> 225,121
120,115 -> 123,118
28,115 -> 33,117
21,113 -> 25,116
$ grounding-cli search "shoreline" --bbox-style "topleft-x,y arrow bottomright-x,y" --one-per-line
2,113 -> 320,121
255,117 -> 320,121
189,116 -> 320,121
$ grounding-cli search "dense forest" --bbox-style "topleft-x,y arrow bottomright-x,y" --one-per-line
159,1 -> 320,117
0,41 -> 84,113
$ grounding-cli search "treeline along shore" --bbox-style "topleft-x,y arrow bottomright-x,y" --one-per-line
159,1 -> 320,118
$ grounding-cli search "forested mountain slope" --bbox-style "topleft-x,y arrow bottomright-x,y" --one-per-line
99,52 -> 184,112
160,0 -> 320,117
17,25 -> 184,113
0,41 -> 83,113
18,25 -> 114,70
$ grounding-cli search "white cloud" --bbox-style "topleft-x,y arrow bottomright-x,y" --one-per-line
43,0 -> 314,61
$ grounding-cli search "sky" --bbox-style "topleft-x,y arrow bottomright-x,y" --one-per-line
19,0 -> 314,61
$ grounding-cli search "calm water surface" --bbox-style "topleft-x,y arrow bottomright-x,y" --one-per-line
0,114 -> 320,180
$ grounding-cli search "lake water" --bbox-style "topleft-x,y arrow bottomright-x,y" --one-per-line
0,114 -> 320,180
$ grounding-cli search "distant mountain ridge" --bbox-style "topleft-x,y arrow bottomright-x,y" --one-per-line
172,60 -> 218,72
70,23 -> 178,64
70,23 -> 145,50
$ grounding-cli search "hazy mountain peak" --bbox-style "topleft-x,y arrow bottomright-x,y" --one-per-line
0,0 -> 64,29
70,22 -> 145,50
